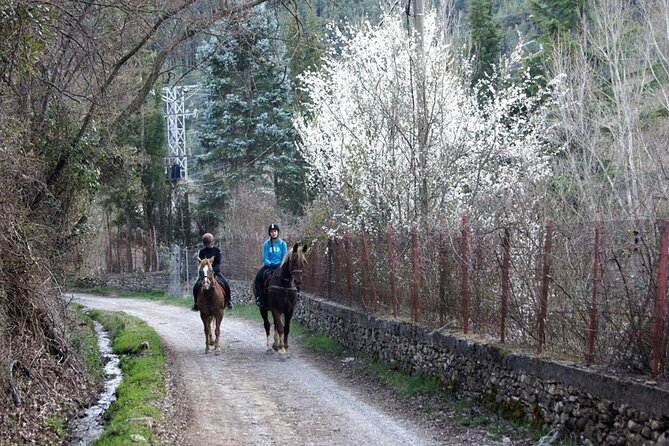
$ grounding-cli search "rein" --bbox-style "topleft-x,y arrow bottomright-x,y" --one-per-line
269,285 -> 299,292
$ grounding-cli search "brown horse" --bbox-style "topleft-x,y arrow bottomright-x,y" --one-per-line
259,243 -> 308,354
196,256 -> 226,354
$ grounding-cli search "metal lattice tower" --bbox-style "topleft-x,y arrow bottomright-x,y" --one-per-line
161,85 -> 199,181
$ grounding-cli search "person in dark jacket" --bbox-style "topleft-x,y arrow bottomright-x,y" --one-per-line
192,233 -> 232,311
254,223 -> 288,306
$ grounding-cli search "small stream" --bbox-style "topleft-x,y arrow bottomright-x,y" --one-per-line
66,320 -> 122,446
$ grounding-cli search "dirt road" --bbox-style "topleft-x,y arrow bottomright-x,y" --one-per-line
71,293 -> 524,446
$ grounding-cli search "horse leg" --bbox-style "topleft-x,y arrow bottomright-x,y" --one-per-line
214,312 -> 222,355
259,307 -> 272,352
272,310 -> 285,354
201,314 -> 211,353
283,310 -> 293,353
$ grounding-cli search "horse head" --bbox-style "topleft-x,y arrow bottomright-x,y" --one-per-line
286,243 -> 308,291
197,256 -> 216,291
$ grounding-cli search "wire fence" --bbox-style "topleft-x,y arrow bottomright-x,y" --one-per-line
299,217 -> 668,380
101,217 -> 668,380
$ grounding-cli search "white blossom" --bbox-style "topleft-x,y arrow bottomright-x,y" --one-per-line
295,11 -> 562,232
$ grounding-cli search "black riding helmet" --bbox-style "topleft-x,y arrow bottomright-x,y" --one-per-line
268,223 -> 280,235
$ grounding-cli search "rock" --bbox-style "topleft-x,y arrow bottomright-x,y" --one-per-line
130,433 -> 148,443
537,427 -> 562,445
656,431 -> 669,446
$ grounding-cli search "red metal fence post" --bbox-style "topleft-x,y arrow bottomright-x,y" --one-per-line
411,223 -> 420,322
438,232 -> 446,326
500,227 -> 510,344
367,232 -> 379,311
344,233 -> 353,307
652,221 -> 669,379
587,219 -> 601,364
461,215 -> 469,334
361,230 -> 373,310
386,225 -> 398,318
538,220 -> 554,354
326,237 -> 333,300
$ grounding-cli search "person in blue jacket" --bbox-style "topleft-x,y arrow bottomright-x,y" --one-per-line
192,233 -> 232,311
254,223 -> 288,306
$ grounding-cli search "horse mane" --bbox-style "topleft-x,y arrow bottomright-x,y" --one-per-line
279,245 -> 307,268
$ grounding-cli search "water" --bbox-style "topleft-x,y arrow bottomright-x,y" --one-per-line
67,320 -> 122,445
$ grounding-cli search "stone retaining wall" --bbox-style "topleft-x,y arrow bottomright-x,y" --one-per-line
295,293 -> 669,446
73,272 -> 172,293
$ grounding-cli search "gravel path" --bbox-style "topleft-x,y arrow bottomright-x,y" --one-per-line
70,292 -> 533,446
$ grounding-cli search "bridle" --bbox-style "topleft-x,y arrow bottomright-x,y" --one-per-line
269,253 -> 303,293
200,263 -> 214,290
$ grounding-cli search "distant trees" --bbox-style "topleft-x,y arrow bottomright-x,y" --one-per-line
195,9 -> 308,225
548,0 -> 669,222
468,0 -> 502,91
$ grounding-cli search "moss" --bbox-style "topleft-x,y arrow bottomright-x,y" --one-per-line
482,387 -> 527,423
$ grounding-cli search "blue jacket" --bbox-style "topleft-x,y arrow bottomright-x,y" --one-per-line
263,238 -> 287,267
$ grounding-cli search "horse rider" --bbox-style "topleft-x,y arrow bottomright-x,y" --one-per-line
254,223 -> 288,306
192,233 -> 232,311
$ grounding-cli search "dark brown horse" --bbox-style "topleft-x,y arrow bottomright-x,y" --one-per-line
259,243 -> 308,354
196,256 -> 226,354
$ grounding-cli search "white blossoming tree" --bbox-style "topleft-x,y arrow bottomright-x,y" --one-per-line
295,11 -> 561,233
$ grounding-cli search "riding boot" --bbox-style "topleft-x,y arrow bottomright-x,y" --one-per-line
225,282 -> 233,309
192,281 -> 200,311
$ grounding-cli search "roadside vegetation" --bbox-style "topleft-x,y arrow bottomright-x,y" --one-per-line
79,306 -> 168,445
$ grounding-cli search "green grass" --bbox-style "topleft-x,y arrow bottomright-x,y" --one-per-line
69,305 -> 105,382
46,414 -> 66,438
448,391 -> 550,442
363,360 -> 442,397
302,335 -> 343,354
86,309 -> 166,446
87,286 -> 116,295
229,302 -> 264,320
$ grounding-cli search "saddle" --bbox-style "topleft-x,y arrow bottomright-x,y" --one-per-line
261,270 -> 274,292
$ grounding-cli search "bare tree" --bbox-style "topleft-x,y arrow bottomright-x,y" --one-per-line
0,0 -> 288,442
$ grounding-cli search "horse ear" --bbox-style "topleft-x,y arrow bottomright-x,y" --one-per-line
302,244 -> 308,254
292,242 -> 299,252
208,256 -> 215,263
197,257 -> 202,263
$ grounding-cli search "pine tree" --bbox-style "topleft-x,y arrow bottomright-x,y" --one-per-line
282,5 -> 326,112
530,0 -> 584,43
196,10 -> 307,215
110,103 -> 169,239
468,0 -> 501,92
528,0 -> 586,71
